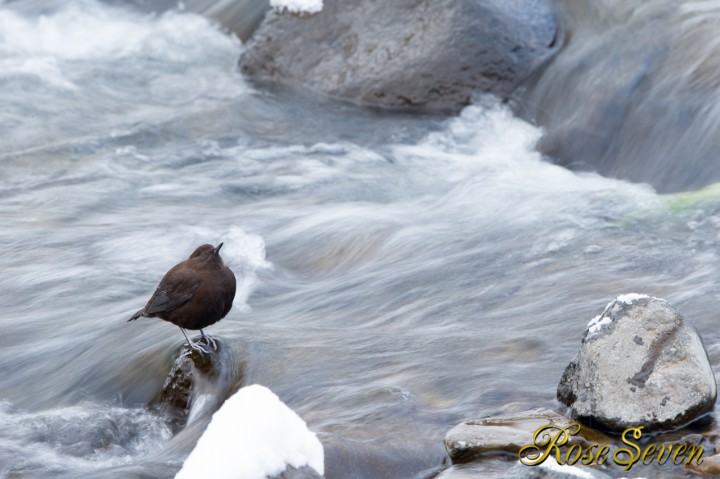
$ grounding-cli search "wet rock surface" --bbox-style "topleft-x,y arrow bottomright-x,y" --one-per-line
502,459 -> 612,479
689,451 -> 720,476
443,408 -> 610,464
239,0 -> 561,110
557,295 -> 716,433
271,465 -> 324,479
152,336 -> 228,431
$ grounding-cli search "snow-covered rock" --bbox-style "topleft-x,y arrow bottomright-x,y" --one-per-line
175,384 -> 324,479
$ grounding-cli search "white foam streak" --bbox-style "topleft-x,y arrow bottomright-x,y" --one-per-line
0,1 -> 240,61
0,0 -> 243,94
270,0 -> 324,14
0,400 -> 172,472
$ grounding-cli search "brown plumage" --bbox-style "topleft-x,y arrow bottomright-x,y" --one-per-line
128,243 -> 236,354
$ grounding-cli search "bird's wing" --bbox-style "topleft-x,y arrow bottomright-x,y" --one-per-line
145,269 -> 202,315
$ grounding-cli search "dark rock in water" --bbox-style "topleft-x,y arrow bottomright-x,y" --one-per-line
437,457 -> 612,479
501,460 -> 612,479
156,353 -> 193,427
239,0 -> 562,110
443,408 -> 610,464
153,338 -> 227,431
557,294 -> 716,432
271,465 -> 324,479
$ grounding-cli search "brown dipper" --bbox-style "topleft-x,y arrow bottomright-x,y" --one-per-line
128,243 -> 236,354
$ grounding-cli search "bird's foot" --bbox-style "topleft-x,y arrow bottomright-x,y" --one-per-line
180,339 -> 212,357
199,332 -> 218,352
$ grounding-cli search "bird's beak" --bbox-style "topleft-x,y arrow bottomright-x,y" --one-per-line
214,243 -> 224,255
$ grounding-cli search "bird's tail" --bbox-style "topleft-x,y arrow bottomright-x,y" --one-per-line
127,309 -> 144,322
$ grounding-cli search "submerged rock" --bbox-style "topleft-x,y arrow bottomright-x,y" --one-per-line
436,461 -> 611,479
557,294 -> 716,432
443,408 -> 610,463
503,459 -> 612,479
239,0 -> 562,110
272,465 -> 323,479
517,1 -> 720,192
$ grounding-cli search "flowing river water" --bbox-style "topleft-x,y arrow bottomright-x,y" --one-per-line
2,1 -> 720,478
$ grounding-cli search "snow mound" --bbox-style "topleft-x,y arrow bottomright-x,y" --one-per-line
175,384 -> 324,479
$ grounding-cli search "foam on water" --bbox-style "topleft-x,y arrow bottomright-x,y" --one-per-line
189,226 -> 274,313
0,0 -> 246,156
393,100 -> 659,201
270,0 -> 324,14
0,400 -> 172,476
0,0 -> 240,62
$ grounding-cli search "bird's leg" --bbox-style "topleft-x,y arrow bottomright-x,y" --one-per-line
200,329 -> 218,351
180,327 -> 210,355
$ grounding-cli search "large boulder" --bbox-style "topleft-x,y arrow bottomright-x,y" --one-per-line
239,0 -> 562,110
557,294 -> 717,432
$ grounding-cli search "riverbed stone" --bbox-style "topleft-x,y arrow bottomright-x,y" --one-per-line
688,451 -> 720,476
269,464 -> 324,478
503,459 -> 612,479
153,338 -> 224,430
239,0 -> 562,110
557,294 -> 716,433
436,460 -> 612,479
443,408 -> 610,463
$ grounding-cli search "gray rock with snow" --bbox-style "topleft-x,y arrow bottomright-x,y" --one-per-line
557,294 -> 717,432
239,0 -> 562,110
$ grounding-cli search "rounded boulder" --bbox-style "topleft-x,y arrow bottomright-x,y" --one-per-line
557,294 -> 716,432
239,0 -> 562,110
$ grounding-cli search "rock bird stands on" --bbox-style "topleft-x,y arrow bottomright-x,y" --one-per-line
128,243 -> 236,354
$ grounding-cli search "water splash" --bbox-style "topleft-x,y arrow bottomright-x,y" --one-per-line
0,400 -> 172,477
